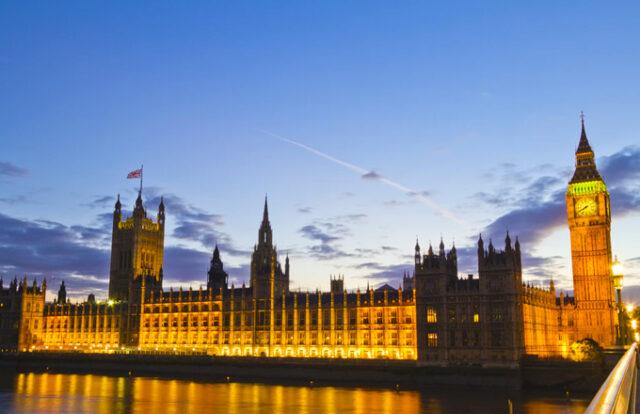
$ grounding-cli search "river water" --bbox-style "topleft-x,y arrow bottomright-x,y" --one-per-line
0,372 -> 589,414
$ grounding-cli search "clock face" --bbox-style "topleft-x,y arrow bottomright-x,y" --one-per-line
575,198 -> 597,217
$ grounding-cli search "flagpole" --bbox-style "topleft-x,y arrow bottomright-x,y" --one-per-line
140,164 -> 143,194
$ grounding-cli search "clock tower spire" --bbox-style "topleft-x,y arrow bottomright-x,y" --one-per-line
566,114 -> 617,347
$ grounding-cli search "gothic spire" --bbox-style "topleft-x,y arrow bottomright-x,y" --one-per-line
258,196 -> 273,246
570,113 -> 602,184
576,112 -> 593,155
263,195 -> 269,224
133,190 -> 145,218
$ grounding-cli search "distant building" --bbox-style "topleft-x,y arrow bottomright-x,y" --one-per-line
0,121 -> 619,365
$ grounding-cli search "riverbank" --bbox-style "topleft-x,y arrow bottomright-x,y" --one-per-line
0,352 -> 615,392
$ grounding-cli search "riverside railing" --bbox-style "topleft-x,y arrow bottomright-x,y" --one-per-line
584,343 -> 638,414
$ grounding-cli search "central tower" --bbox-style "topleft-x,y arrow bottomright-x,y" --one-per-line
250,197 -> 289,299
108,192 -> 165,301
566,118 -> 617,347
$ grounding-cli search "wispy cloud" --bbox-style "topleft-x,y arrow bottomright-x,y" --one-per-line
0,161 -> 28,177
480,146 -> 640,246
259,130 -> 462,224
144,191 -> 248,257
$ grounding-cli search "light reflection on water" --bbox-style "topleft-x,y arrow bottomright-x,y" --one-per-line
0,372 -> 589,414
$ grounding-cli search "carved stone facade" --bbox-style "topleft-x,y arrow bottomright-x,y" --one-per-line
0,122 -> 620,364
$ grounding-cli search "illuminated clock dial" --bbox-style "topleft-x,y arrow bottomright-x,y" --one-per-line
575,198 -> 597,217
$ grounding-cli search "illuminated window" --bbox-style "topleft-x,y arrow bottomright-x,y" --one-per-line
376,310 -> 383,324
427,307 -> 437,323
427,333 -> 438,347
473,313 -> 480,323
405,332 -> 414,346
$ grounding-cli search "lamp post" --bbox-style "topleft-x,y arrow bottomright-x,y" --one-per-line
612,256 -> 625,344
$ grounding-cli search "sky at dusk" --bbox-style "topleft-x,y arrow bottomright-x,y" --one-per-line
1,1 -> 639,302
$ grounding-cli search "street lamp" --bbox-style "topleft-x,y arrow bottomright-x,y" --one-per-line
612,256 -> 624,305
612,256 -> 627,345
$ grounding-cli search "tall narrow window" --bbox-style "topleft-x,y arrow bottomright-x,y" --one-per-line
427,333 -> 438,347
426,307 -> 437,323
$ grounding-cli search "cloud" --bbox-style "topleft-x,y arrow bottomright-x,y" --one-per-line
0,161 -> 28,177
298,214 -> 362,259
298,213 -> 371,260
0,213 -> 110,295
299,224 -> 343,245
480,146 -> 640,246
355,262 -> 412,287
83,195 -> 114,209
383,199 -> 404,207
297,207 -> 313,214
361,171 -> 382,180
144,192 -> 248,257
600,146 -> 640,185
407,190 -> 431,198
0,191 -> 253,300
0,195 -> 29,205
461,145 -> 640,290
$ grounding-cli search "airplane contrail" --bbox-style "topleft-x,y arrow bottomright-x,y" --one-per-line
258,129 -> 463,224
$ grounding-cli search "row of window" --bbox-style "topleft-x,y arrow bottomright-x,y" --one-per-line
426,330 -> 504,348
142,331 -> 415,347
143,306 -> 414,324
426,307 -> 480,324
143,312 -> 414,329
42,318 -> 120,330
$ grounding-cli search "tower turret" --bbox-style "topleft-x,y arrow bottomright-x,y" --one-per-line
133,191 -> 145,219
157,196 -> 165,227
113,195 -> 122,227
477,234 -> 484,261
57,281 -> 67,304
207,245 -> 228,291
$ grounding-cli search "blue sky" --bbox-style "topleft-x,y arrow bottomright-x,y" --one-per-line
1,1 -> 639,301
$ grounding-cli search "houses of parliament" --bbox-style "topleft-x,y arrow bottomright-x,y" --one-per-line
0,122 -> 620,367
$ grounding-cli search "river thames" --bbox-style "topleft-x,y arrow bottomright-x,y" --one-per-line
0,372 -> 589,414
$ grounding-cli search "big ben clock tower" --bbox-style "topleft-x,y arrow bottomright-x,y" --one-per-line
566,116 -> 617,347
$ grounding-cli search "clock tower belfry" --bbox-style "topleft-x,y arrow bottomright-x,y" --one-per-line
566,116 -> 617,347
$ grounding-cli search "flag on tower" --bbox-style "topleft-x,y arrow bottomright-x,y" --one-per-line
127,168 -> 142,179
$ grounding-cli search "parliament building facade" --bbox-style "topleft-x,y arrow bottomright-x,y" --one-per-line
0,122 -> 620,366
